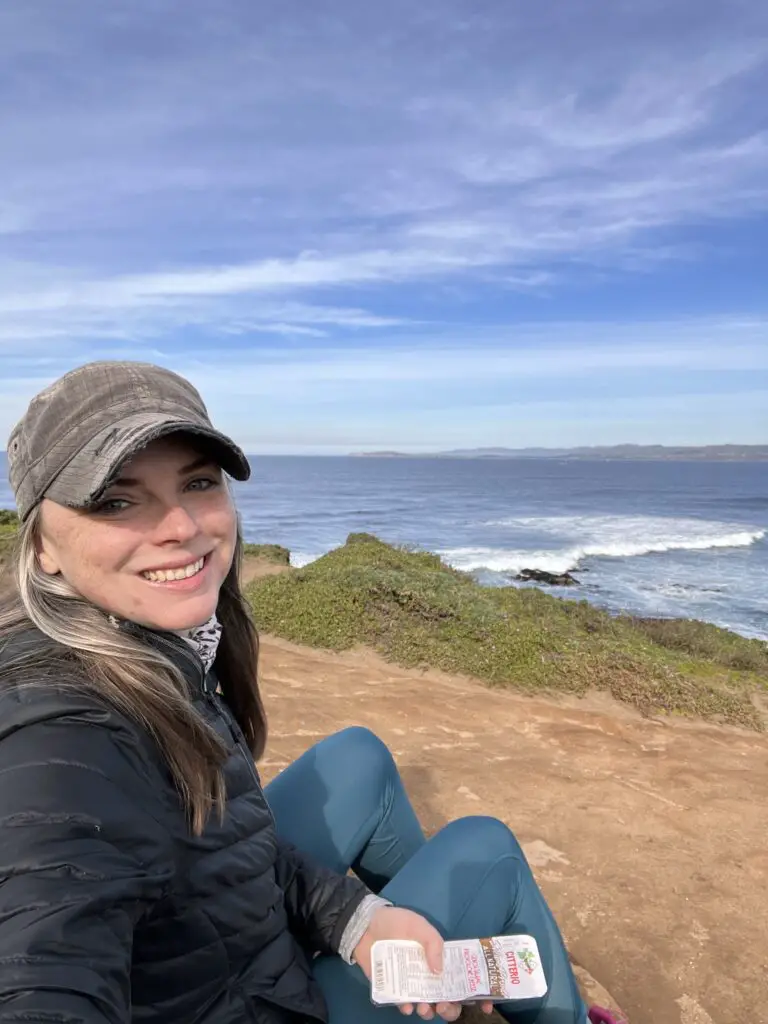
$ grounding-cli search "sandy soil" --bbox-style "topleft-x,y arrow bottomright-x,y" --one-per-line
256,631 -> 768,1024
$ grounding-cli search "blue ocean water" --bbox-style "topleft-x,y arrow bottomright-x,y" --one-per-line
1,454 -> 766,640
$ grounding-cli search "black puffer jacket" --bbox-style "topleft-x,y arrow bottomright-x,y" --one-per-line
0,627 -> 369,1024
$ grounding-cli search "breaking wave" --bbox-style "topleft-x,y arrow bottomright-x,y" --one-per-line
440,515 -> 766,576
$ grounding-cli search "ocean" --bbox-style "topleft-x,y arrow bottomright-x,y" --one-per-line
1,454 -> 766,641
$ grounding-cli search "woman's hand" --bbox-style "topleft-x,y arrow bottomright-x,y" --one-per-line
352,906 -> 493,1021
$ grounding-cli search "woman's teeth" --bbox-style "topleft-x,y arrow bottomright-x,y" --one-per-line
142,557 -> 205,583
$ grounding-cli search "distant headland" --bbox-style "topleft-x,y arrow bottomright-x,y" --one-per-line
351,444 -> 768,461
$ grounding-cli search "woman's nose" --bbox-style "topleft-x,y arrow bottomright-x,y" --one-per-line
154,503 -> 199,543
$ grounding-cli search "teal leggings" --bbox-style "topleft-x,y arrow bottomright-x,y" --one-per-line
265,727 -> 587,1024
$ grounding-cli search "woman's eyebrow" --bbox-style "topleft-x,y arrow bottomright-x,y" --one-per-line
178,454 -> 218,475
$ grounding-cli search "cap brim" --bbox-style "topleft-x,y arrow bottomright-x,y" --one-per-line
43,412 -> 250,511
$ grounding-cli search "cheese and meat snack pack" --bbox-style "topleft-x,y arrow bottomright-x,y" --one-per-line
370,934 -> 547,1006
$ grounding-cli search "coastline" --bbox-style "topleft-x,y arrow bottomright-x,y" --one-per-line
243,533 -> 768,731
350,446 -> 768,461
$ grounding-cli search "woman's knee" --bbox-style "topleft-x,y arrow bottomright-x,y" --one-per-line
435,815 -> 524,865
321,726 -> 397,790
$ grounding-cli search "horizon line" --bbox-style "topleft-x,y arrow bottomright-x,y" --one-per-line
2,442 -> 767,461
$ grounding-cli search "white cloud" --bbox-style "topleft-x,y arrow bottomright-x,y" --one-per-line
2,312 -> 766,388
167,319 -> 768,399
0,1 -> 765,347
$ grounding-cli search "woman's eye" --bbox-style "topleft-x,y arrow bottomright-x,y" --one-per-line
187,476 -> 219,492
93,498 -> 131,515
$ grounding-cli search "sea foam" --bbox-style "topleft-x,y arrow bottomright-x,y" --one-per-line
440,515 -> 766,575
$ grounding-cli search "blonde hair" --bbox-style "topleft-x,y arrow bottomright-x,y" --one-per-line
0,506 -> 266,835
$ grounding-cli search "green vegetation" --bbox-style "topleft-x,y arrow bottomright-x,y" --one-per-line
242,543 -> 291,565
0,533 -> 15,561
0,510 -> 17,567
246,533 -> 767,730
622,616 -> 768,675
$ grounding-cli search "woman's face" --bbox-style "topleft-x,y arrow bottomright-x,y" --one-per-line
36,435 -> 237,631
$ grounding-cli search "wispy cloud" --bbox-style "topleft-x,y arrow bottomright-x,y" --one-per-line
165,317 -> 768,411
174,322 -> 765,388
0,1 -> 766,447
2,4 -> 767,277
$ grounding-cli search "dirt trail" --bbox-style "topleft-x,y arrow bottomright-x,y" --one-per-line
257,633 -> 768,1024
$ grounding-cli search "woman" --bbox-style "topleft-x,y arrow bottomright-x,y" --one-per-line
0,361 -> 620,1024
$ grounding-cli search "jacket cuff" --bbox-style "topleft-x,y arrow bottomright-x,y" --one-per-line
337,893 -> 393,965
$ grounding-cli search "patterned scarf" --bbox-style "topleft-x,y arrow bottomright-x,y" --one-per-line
107,612 -> 223,673
174,614 -> 222,672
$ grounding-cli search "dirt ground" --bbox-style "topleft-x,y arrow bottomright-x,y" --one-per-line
256,631 -> 768,1024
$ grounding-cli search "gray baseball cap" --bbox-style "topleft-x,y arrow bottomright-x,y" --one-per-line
7,361 -> 251,521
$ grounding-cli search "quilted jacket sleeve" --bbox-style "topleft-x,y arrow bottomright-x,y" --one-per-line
273,838 -> 369,956
0,695 -> 174,1024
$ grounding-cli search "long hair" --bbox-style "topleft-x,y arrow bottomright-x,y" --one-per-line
0,506 -> 267,835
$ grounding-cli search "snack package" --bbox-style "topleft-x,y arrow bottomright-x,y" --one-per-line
370,934 -> 547,1006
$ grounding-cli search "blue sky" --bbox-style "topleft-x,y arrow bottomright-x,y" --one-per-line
1,0 -> 767,453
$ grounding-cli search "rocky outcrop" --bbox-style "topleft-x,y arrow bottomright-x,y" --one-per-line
515,568 -> 581,586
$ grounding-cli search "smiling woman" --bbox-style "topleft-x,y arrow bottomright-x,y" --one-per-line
0,361 -> 612,1024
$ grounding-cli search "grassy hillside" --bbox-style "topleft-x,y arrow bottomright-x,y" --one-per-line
246,533 -> 767,730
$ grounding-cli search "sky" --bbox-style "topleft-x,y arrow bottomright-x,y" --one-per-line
1,0 -> 767,453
